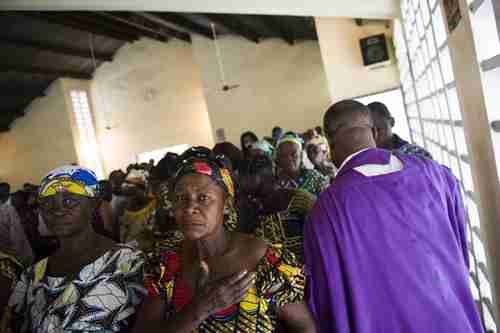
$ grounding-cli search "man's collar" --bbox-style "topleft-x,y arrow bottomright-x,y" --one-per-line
336,148 -> 371,175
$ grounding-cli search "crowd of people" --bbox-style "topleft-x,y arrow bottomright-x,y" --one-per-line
0,100 -> 484,332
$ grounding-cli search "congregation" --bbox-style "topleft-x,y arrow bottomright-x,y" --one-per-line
0,100 -> 483,332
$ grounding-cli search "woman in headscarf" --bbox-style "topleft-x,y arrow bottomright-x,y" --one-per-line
240,131 -> 259,160
6,166 -> 146,332
133,147 -> 315,333
120,167 -> 156,244
213,142 -> 244,175
306,143 -> 336,181
275,133 -> 329,198
239,155 -> 315,264
250,139 -> 275,159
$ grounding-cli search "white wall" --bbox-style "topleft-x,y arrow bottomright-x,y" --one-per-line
0,0 -> 400,19
315,17 -> 401,102
191,35 -> 331,145
0,80 -> 78,189
90,38 -> 214,174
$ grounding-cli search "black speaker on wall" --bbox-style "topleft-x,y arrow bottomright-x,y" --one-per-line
359,34 -> 390,66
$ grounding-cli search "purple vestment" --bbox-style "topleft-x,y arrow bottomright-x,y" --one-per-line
304,148 -> 483,333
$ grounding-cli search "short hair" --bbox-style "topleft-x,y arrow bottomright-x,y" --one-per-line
324,100 -> 373,132
272,126 -> 283,133
367,102 -> 392,119
0,182 -> 10,191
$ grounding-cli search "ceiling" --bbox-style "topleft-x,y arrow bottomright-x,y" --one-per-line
0,0 -> 400,19
0,11 -> 318,132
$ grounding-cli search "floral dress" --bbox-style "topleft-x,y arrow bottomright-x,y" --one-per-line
144,240 -> 305,332
8,245 -> 146,332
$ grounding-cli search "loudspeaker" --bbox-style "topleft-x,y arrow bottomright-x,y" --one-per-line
359,34 -> 390,67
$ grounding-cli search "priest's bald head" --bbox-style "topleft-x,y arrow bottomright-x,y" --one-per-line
324,100 -> 378,168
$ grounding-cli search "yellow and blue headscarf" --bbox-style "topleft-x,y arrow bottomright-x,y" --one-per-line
39,165 -> 99,199
174,147 -> 235,198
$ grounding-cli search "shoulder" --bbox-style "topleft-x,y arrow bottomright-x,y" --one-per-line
232,232 -> 268,270
105,244 -> 146,273
289,189 -> 316,212
303,168 -> 325,179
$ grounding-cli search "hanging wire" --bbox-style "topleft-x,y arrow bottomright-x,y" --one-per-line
89,33 -> 113,130
210,22 -> 227,87
88,33 -> 97,71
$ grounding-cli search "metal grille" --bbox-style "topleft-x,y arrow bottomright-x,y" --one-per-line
397,0 -> 497,331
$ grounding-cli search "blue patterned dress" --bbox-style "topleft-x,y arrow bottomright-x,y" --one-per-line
8,245 -> 146,332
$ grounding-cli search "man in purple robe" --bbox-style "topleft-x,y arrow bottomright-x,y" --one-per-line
304,100 -> 483,333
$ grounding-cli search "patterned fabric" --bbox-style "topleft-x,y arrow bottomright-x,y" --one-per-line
0,250 -> 23,289
277,168 -> 329,198
255,190 -> 315,263
8,245 -> 146,333
39,166 -> 99,199
175,147 -> 235,198
277,133 -> 304,151
145,240 -> 305,333
251,140 -> 275,157
120,199 -> 157,243
392,134 -> 433,159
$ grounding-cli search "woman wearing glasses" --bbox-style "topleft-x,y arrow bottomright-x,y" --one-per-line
6,166 -> 146,332
133,147 -> 315,332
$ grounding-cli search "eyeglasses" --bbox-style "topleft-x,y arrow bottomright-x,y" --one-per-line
38,193 -> 87,213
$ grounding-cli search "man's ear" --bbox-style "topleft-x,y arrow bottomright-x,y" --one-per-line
390,117 -> 395,128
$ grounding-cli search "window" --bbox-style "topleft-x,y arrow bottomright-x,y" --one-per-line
397,0 -> 497,330
70,90 -> 104,180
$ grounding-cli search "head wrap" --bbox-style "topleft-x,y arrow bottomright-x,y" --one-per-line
174,147 -> 235,198
277,132 -> 304,151
39,165 -> 99,199
251,140 -> 275,157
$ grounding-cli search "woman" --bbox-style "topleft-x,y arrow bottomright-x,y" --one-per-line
239,155 -> 315,264
133,147 -> 315,332
275,133 -> 329,198
120,167 -> 156,243
306,143 -> 336,181
250,139 -> 275,159
240,131 -> 259,159
6,166 -> 146,332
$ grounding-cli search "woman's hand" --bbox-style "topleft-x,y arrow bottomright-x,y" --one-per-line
192,261 -> 255,319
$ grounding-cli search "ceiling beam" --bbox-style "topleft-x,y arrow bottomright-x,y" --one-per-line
94,12 -> 174,42
203,14 -> 260,43
261,17 -> 294,45
0,37 -> 114,62
132,12 -> 193,42
0,64 -> 92,80
67,12 -> 168,43
0,90 -> 45,98
153,13 -> 213,39
22,12 -> 138,42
